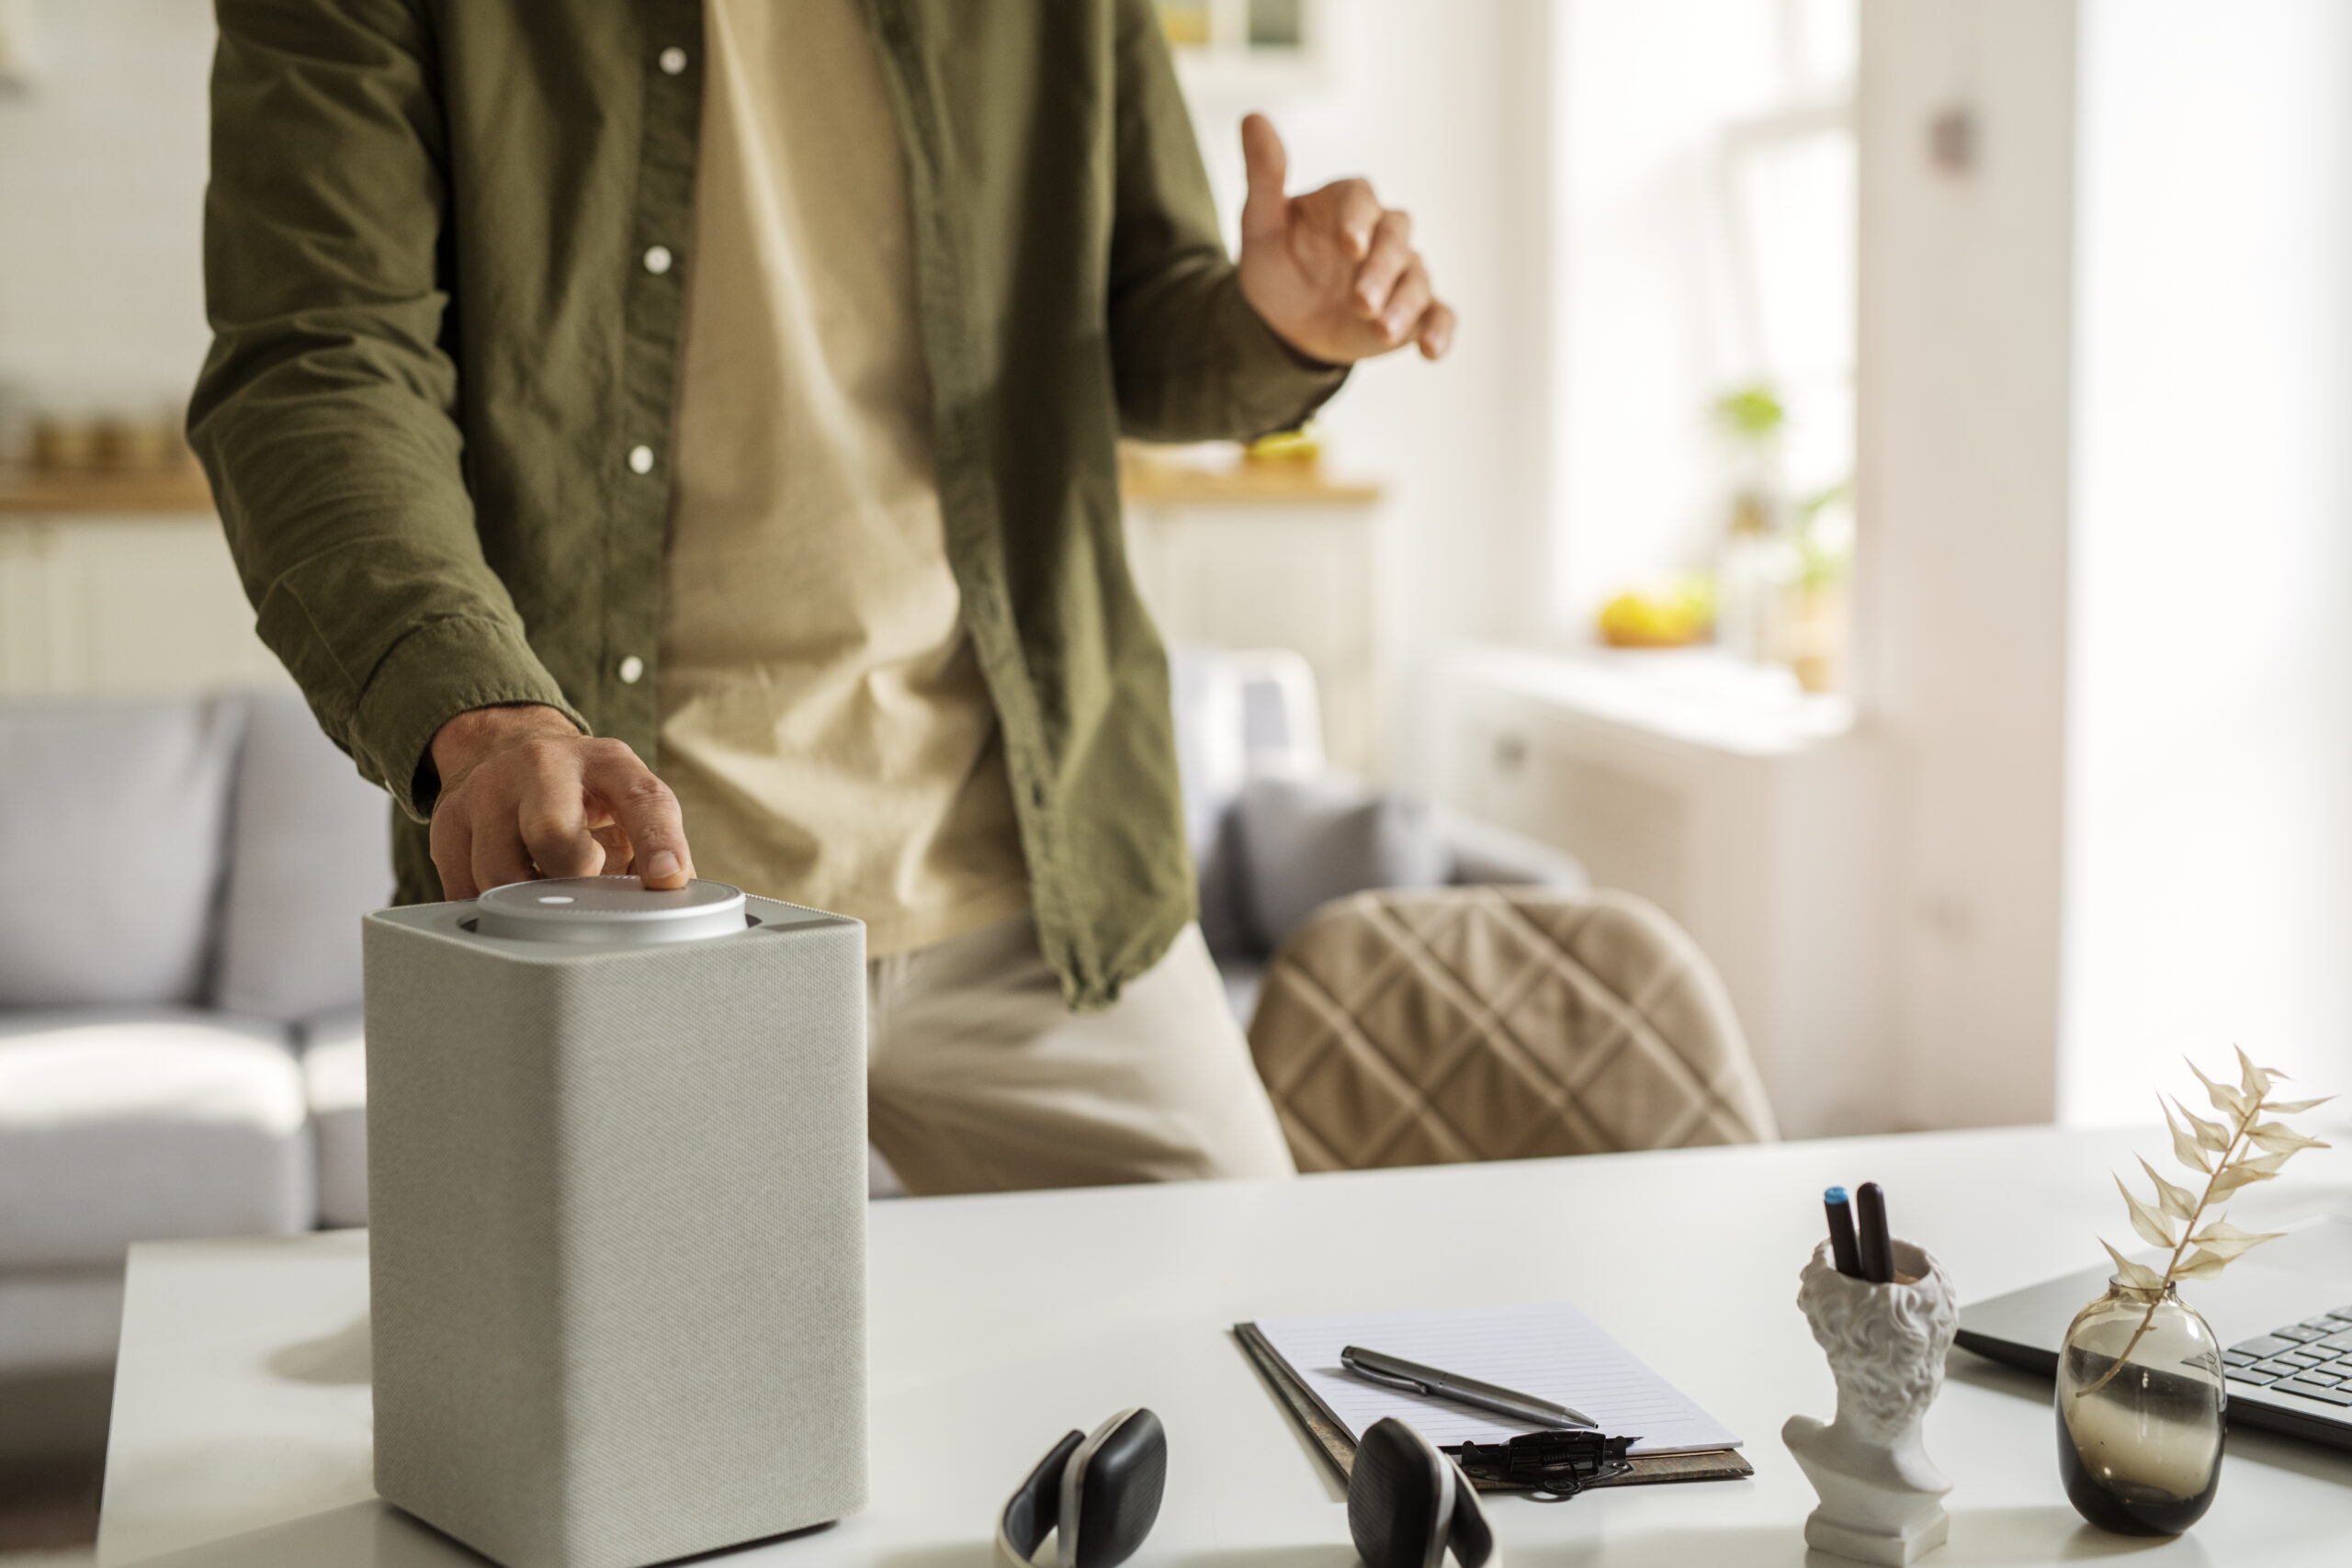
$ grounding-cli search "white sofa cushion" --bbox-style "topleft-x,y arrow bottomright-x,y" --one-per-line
0,1012 -> 312,1269
0,697 -> 244,1008
300,1008 -> 368,1229
215,689 -> 395,1020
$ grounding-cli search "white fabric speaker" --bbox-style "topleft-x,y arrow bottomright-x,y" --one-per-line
363,878 -> 868,1568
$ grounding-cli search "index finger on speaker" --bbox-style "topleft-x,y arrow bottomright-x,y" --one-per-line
515,743 -> 605,880
581,742 -> 695,889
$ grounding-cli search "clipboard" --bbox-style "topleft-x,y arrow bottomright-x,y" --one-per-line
1232,1321 -> 1754,1494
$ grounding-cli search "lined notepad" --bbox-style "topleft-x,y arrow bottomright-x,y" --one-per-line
1250,1303 -> 1741,1458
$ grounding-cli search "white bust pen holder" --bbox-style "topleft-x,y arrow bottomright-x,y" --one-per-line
1782,1239 -> 1960,1566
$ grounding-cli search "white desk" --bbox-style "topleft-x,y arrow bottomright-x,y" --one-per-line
97,1126 -> 2352,1567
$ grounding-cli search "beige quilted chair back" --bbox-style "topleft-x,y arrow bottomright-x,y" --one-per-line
1248,886 -> 1778,1171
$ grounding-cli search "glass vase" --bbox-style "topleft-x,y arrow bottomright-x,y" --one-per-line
2054,1278 -> 2226,1535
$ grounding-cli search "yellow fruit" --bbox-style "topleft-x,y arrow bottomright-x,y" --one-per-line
1245,426 -> 1321,465
1598,579 -> 1713,648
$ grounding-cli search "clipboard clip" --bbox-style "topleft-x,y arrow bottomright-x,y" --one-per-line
1442,1430 -> 1639,1503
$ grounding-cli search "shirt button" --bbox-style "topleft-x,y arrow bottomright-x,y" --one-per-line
618,656 -> 645,685
659,47 -> 688,75
643,244 -> 673,276
628,445 -> 655,475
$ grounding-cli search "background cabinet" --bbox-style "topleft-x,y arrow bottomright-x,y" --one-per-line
0,470 -> 285,699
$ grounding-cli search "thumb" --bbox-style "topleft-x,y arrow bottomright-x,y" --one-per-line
1240,112 -> 1288,239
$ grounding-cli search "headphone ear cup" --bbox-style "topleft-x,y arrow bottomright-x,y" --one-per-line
1443,1462 -> 1496,1568
1062,1408 -> 1167,1568
1000,1431 -> 1085,1568
1348,1418 -> 1453,1568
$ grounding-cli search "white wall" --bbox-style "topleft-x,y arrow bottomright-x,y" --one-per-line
2061,1 -> 2352,1121
1857,0 -> 2077,1128
0,0 -> 214,428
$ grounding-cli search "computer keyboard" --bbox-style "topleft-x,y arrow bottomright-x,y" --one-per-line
2222,1307 -> 2352,1405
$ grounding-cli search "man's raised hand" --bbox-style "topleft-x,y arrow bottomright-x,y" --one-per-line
1235,113 -> 1456,367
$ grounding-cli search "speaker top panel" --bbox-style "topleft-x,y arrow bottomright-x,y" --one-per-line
477,876 -> 747,946
367,882 -> 856,964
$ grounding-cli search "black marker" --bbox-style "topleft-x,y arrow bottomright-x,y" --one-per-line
1824,1186 -> 1863,1280
1856,1181 -> 1894,1284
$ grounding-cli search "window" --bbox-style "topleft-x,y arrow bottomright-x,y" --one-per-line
1551,0 -> 1856,683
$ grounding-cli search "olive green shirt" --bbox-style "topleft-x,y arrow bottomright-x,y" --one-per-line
190,0 -> 1345,1009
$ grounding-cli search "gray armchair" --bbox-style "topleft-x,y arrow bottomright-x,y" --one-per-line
1168,646 -> 1588,1025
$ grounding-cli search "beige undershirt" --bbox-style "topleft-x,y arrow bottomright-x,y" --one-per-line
657,0 -> 1029,955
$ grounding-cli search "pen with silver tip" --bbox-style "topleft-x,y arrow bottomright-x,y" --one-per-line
1340,1345 -> 1597,1430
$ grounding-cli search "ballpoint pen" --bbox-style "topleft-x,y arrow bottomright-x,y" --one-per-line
1340,1345 -> 1597,1429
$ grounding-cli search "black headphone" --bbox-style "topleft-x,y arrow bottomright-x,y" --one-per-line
994,1408 -> 1168,1568
1350,1417 -> 1498,1568
995,1410 -> 1497,1568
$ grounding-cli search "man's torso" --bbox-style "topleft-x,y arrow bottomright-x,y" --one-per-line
657,0 -> 1028,954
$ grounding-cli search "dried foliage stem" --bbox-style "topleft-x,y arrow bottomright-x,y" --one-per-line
2075,1049 -> 2331,1403
2075,1094 -> 2261,1401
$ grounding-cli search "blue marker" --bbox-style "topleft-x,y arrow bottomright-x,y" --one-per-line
1825,1186 -> 1864,1279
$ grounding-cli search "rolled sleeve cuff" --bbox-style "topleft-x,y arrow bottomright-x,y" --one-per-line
1216,277 -> 1351,437
351,615 -> 585,821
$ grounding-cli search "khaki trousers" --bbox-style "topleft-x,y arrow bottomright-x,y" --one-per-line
865,916 -> 1297,1195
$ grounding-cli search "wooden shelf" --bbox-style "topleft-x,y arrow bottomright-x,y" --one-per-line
2,459 -> 1378,515
0,464 -> 215,517
1120,460 -> 1382,507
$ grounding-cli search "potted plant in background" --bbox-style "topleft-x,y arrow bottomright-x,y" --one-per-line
1710,383 -> 1796,666
1703,381 -> 1854,690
